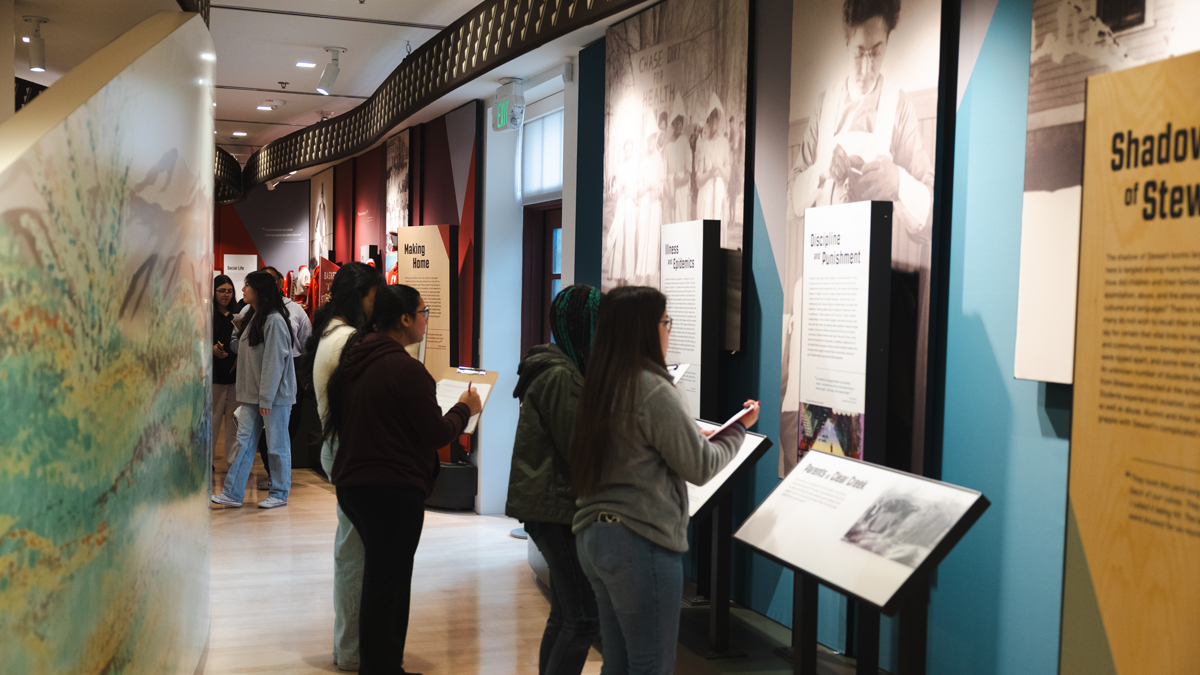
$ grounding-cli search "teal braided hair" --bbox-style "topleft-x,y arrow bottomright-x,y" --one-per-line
549,284 -> 602,375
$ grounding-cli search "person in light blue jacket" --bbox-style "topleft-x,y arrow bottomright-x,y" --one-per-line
213,270 -> 297,509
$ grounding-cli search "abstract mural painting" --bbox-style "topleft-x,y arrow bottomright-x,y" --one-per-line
0,14 -> 213,675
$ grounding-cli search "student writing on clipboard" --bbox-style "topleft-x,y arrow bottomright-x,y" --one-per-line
324,284 -> 482,674
570,286 -> 759,675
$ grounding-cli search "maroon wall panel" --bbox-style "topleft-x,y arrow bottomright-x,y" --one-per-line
334,159 -> 355,264
354,145 -> 386,260
214,205 -> 260,271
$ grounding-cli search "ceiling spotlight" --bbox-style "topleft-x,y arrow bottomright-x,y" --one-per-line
232,131 -> 247,137
22,37 -> 30,43
24,16 -> 48,73
317,47 -> 346,96
289,171 -> 297,175
257,106 -> 274,111
296,62 -> 316,68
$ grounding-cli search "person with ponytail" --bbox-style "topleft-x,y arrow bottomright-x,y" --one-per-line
570,286 -> 759,675
212,270 -> 298,509
304,262 -> 384,672
326,284 -> 482,675
505,285 -> 603,675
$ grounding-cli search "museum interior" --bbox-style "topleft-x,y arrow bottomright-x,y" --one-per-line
1,0 -> 1197,674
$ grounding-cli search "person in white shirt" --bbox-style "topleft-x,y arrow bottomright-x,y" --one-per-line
303,262 -> 385,672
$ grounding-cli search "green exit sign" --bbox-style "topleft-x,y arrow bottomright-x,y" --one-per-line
496,99 -> 510,129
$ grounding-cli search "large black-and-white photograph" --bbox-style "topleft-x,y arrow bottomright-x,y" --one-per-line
602,0 -> 749,291
386,128 -> 411,234
310,166 -> 335,267
1013,0 -> 1199,381
780,0 -> 942,476
842,485 -> 966,568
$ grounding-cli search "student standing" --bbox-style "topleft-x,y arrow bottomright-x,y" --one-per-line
212,271 -> 297,509
571,286 -> 759,675
505,285 -> 603,675
305,262 -> 384,672
326,285 -> 482,675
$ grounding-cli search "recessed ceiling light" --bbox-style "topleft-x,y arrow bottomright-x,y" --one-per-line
232,132 -> 247,137
22,37 -> 30,43
289,171 -> 297,175
257,106 -> 273,111
212,102 -> 217,107
296,62 -> 317,68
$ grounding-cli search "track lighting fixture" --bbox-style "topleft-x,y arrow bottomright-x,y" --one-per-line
317,47 -> 346,96
24,16 -> 48,73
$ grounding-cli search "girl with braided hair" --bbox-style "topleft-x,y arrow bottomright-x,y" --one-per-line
505,284 -> 603,675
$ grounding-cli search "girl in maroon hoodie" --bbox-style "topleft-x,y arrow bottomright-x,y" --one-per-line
324,284 -> 482,675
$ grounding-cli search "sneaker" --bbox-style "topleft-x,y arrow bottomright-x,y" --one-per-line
211,492 -> 243,507
335,661 -> 360,672
258,496 -> 287,509
257,478 -> 272,490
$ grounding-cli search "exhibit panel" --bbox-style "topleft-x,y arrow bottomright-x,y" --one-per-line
395,225 -> 458,379
797,202 -> 892,463
687,422 -> 772,518
1062,51 -> 1200,674
735,451 -> 986,613
601,0 -> 751,292
310,166 -> 335,266
0,12 -> 213,674
780,0 -> 945,477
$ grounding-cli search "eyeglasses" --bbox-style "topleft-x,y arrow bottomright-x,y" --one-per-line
660,316 -> 673,331
854,44 -> 885,62
415,307 -> 431,319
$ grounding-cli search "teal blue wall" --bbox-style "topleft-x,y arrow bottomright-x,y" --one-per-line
927,0 -> 1069,673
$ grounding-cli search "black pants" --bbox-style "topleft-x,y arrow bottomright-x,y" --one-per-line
524,521 -> 599,675
337,484 -> 425,675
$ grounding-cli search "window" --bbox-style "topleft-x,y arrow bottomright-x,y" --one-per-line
522,108 -> 564,200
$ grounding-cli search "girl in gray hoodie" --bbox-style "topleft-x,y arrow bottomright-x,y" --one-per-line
571,286 -> 759,675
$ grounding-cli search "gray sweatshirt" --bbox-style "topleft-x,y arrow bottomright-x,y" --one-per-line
572,364 -> 745,552
234,312 -> 297,409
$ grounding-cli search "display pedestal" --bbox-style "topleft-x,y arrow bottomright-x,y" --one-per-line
425,461 -> 476,510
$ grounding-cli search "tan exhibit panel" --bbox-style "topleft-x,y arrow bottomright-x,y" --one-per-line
1065,50 -> 1200,675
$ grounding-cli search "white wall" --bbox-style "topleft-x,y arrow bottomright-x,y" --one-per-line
474,105 -> 524,515
559,58 -> 578,286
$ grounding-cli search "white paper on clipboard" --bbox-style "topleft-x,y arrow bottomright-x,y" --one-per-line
435,380 -> 491,433
666,363 -> 690,385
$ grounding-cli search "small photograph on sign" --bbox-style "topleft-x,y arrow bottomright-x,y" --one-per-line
842,485 -> 966,568
800,403 -> 862,461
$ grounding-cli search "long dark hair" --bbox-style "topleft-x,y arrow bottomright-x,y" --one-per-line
323,284 -> 422,441
213,274 -> 235,317
571,286 -> 668,497
549,284 -> 602,375
243,270 -> 295,349
302,262 -> 384,378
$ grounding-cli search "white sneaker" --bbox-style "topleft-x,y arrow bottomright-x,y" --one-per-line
257,479 -> 272,490
258,496 -> 287,509
211,492 -> 243,507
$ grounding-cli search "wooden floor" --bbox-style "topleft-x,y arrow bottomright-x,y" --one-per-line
203,453 -> 603,675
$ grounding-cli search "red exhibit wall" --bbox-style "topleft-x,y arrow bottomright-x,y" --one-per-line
214,204 -> 260,271
354,145 -> 386,262
334,159 -> 355,264
419,101 -> 482,368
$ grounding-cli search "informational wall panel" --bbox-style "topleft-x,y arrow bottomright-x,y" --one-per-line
661,220 -> 706,415
1063,51 -> 1200,675
396,225 -> 457,379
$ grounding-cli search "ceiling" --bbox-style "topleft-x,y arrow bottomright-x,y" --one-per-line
16,0 -> 653,180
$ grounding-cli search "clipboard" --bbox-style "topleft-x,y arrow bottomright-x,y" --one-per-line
436,367 -> 499,434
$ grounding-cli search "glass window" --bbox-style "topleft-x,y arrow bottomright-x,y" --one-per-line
522,108 -> 564,200
552,228 -> 562,275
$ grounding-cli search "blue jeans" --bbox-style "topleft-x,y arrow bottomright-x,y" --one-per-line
577,520 -> 682,675
321,439 -> 363,669
525,521 -> 600,675
223,404 -> 292,502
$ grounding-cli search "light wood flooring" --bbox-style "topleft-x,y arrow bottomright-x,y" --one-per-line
203,451 -> 603,675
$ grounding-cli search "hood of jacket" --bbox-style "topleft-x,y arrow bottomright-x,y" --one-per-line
514,344 -> 578,400
340,332 -> 409,381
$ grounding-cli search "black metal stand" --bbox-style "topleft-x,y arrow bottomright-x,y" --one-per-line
897,584 -> 929,675
678,491 -> 744,659
854,602 -> 880,675
791,571 -> 819,675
